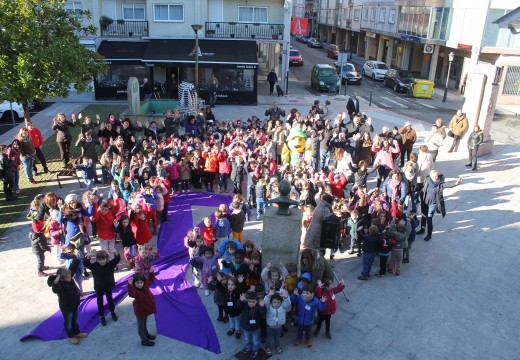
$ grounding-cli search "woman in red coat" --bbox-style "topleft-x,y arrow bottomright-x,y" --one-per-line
128,268 -> 157,346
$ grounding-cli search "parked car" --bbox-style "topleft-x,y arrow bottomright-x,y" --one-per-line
295,34 -> 303,42
307,38 -> 322,48
0,101 -> 24,122
384,69 -> 415,92
300,36 -> 310,44
327,44 -> 342,59
334,62 -> 362,85
311,64 -> 340,92
289,49 -> 304,66
362,60 -> 389,80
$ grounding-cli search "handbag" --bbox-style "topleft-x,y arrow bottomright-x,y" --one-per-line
69,232 -> 85,248
447,129 -> 454,138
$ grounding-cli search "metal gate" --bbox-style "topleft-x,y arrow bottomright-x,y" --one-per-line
502,66 -> 520,95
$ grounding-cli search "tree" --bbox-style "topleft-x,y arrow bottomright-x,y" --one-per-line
0,0 -> 107,120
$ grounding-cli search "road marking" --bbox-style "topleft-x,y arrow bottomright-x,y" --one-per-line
377,102 -> 391,107
381,96 -> 409,108
419,102 -> 437,109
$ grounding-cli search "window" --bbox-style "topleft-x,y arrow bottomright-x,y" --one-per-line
389,9 -> 396,24
354,9 -> 360,21
379,9 -> 386,23
154,4 -> 184,22
370,8 -> 376,21
238,6 -> 268,23
65,1 -> 82,20
123,4 -> 145,21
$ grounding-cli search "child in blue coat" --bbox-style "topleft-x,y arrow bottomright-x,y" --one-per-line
290,285 -> 326,347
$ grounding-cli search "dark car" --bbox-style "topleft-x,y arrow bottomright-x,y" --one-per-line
384,69 -> 415,92
300,36 -> 310,44
311,64 -> 340,92
295,34 -> 303,42
327,44 -> 342,59
334,62 -> 362,85
307,38 -> 322,48
289,49 -> 304,66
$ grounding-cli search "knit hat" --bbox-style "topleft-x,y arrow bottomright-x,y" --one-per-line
49,209 -> 60,220
32,220 -> 46,234
64,194 -> 78,204
301,272 -> 312,282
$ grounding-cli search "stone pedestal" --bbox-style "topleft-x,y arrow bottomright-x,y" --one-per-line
261,207 -> 302,269
127,77 -> 141,116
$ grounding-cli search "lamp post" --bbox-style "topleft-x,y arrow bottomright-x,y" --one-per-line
191,24 -> 203,92
442,51 -> 455,103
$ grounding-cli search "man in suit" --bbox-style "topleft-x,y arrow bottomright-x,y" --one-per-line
346,93 -> 360,120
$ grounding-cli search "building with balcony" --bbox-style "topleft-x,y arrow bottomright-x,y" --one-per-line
68,0 -> 292,104
313,0 -> 520,105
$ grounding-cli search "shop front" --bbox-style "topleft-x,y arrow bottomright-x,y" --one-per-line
142,39 -> 259,105
95,41 -> 151,100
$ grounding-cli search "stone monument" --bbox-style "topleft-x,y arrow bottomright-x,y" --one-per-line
262,180 -> 301,269
127,77 -> 141,116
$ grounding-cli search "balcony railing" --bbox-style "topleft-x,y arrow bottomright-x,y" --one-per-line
204,22 -> 284,40
99,20 -> 148,37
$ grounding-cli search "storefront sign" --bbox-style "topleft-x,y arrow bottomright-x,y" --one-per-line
236,65 -> 257,69
400,34 -> 421,43
366,32 -> 376,38
458,44 -> 472,51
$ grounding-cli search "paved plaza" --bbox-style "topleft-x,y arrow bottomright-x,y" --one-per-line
0,91 -> 519,359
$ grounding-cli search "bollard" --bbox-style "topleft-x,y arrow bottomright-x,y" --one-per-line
369,91 -> 373,106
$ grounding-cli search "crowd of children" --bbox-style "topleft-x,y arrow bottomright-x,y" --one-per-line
23,99 -> 459,350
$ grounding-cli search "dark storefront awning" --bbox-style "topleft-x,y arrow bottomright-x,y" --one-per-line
142,39 -> 258,66
97,40 -> 149,63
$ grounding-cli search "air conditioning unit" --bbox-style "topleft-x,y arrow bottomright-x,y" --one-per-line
424,44 -> 434,54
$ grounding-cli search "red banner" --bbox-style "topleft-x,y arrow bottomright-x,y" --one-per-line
291,18 -> 309,36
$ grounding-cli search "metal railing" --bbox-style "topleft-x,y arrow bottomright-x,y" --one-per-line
99,20 -> 148,37
204,22 -> 284,40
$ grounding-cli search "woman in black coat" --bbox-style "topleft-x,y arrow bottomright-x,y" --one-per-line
52,112 -> 76,169
466,125 -> 483,171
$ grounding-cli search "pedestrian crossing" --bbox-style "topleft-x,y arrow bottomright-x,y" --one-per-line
357,91 -> 440,111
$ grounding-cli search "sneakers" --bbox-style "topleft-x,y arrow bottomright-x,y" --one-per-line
241,347 -> 251,354
76,332 -> 88,338
275,346 -> 282,354
226,329 -> 235,336
306,339 -> 313,347
402,258 -> 409,263
395,269 -> 401,276
100,317 -> 107,326
38,271 -> 48,277
387,268 -> 394,274
68,337 -> 78,345
250,351 -> 259,358
465,163 -> 472,167
293,338 -> 301,346
111,312 -> 118,321
374,273 -> 385,278
204,289 -> 210,296
145,333 -> 156,340
424,235 -> 432,241
217,315 -> 224,322
313,328 -> 320,336
265,347 -> 272,356
357,275 -> 369,281
326,331 -> 331,339
416,228 -> 425,235
235,331 -> 241,339
141,339 -> 155,347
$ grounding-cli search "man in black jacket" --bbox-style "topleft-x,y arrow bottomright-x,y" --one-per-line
346,93 -> 360,120
345,115 -> 373,139
0,145 -> 16,201
265,102 -> 286,129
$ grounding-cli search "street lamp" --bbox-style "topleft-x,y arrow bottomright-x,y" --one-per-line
442,51 -> 455,103
191,24 -> 203,92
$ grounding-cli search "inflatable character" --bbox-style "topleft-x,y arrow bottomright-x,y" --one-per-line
282,127 -> 307,166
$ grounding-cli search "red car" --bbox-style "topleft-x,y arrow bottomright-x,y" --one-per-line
289,49 -> 303,66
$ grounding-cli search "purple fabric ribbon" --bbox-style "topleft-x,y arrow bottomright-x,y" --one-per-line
21,193 -> 231,354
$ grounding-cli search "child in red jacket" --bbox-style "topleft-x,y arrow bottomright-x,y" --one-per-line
327,171 -> 347,198
92,200 -> 120,260
313,277 -> 346,338
128,267 -> 157,347
201,216 -> 216,247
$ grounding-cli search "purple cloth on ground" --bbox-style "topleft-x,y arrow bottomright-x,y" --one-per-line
21,193 -> 231,354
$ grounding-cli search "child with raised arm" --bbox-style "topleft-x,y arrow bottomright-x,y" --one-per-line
83,249 -> 121,326
263,288 -> 291,355
48,268 -> 88,344
313,277 -> 346,338
194,245 -> 221,296
128,267 -> 157,347
291,285 -> 326,348
237,291 -> 266,359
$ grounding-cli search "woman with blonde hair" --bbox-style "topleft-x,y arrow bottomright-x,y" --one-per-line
16,127 -> 37,184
